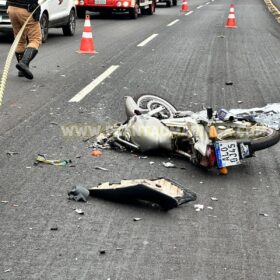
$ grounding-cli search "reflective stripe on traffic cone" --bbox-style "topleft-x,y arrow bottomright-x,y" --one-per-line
181,0 -> 189,12
225,4 -> 237,28
77,15 -> 96,54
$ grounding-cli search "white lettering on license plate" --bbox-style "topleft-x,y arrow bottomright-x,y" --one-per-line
215,141 -> 240,168
95,0 -> 106,4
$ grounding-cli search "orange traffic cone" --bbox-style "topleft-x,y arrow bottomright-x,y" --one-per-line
225,4 -> 237,28
181,0 -> 189,12
77,15 -> 96,54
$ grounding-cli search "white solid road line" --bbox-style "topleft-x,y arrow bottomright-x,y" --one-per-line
137,34 -> 158,47
197,5 -> 203,9
185,11 -> 193,15
167,19 -> 180,26
69,65 -> 119,103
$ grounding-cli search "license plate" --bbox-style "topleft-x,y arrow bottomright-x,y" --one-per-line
214,141 -> 240,168
94,0 -> 106,4
0,0 -> 6,5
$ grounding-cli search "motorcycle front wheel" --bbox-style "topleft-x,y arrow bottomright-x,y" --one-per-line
134,94 -> 177,119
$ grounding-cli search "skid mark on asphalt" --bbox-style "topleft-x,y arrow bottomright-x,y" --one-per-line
137,34 -> 159,47
69,65 -> 119,102
167,19 -> 180,26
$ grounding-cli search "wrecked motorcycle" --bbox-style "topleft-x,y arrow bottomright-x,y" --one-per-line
101,95 -> 280,174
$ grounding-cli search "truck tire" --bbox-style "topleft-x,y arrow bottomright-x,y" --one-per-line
129,4 -> 139,19
147,0 -> 155,15
77,7 -> 86,19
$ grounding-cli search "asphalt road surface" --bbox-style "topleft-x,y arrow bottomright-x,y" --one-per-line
0,0 -> 280,279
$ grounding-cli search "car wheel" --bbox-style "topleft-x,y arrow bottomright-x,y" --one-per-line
76,7 -> 86,19
40,13 -> 49,43
172,0 -> 177,5
63,9 -> 76,36
129,4 -> 139,19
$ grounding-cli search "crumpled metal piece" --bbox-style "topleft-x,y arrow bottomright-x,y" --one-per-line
89,178 -> 197,211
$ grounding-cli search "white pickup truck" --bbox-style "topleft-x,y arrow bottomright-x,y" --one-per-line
0,0 -> 76,42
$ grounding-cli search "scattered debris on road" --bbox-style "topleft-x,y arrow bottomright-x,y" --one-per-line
162,162 -> 176,168
50,226 -> 58,231
225,81 -> 233,85
194,204 -> 204,211
34,154 -> 72,166
133,217 -> 142,221
6,151 -> 19,156
68,185 -> 89,202
4,268 -> 11,273
89,178 -> 197,211
74,208 -> 84,215
259,213 -> 269,217
94,166 -> 109,171
211,197 -> 218,201
99,250 -> 106,255
91,150 -> 103,157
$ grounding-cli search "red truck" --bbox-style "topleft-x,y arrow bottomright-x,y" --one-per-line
75,0 -> 156,19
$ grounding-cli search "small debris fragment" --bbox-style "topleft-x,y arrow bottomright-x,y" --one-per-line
211,197 -> 218,201
68,185 -> 89,202
207,206 -> 213,210
116,248 -> 123,251
143,241 -> 149,245
199,181 -> 204,184
217,35 -> 225,38
259,213 -> 269,217
225,81 -> 233,86
94,166 -> 109,171
4,268 -> 11,273
50,227 -> 58,231
194,204 -> 204,211
237,100 -> 243,104
6,151 -> 19,156
74,209 -> 84,215
139,156 -> 148,159
162,162 -> 176,168
149,161 -> 155,165
26,166 -> 32,169
133,217 -> 142,222
50,122 -> 59,126
91,150 -> 103,157
34,154 -> 72,166
99,250 -> 106,255
1,201 -> 9,204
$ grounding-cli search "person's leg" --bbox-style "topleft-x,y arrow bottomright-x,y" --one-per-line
16,10 -> 42,79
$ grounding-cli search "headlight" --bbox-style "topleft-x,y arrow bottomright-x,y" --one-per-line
117,1 -> 122,6
123,1 -> 129,6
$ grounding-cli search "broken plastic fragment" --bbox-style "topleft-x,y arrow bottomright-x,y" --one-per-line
211,197 -> 218,201
194,204 -> 204,211
68,185 -> 89,202
94,166 -> 109,171
34,154 -> 72,166
162,162 -> 176,168
89,178 -> 196,211
133,217 -> 142,221
74,209 -> 84,215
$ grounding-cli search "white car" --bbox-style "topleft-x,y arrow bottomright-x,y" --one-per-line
0,0 -> 76,42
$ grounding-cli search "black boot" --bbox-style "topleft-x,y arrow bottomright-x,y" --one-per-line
16,48 -> 38,80
15,52 -> 24,77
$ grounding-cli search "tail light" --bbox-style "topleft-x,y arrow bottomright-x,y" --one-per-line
206,145 -> 216,167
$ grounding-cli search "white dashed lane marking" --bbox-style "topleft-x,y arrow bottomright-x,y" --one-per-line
137,34 -> 158,47
167,19 -> 180,26
69,65 -> 120,102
